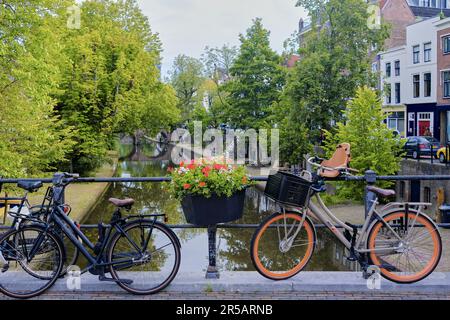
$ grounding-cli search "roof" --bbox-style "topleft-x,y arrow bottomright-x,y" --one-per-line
409,6 -> 450,18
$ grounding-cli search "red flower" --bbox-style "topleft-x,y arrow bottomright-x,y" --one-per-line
202,166 -> 211,177
199,182 -> 207,188
187,163 -> 197,170
180,161 -> 185,167
167,166 -> 173,173
242,176 -> 248,184
213,164 -> 225,170
183,183 -> 191,190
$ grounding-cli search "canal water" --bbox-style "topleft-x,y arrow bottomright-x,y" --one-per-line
80,142 -> 359,273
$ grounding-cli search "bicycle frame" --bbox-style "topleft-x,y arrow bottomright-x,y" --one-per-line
305,193 -> 431,255
47,205 -> 162,273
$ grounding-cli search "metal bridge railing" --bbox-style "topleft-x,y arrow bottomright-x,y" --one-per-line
1,171 -> 450,278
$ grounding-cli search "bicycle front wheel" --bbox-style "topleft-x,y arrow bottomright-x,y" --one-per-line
367,211 -> 442,283
0,225 -> 63,299
18,220 -> 79,278
107,220 -> 181,295
251,212 -> 316,280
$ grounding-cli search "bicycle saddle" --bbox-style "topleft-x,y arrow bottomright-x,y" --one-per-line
17,181 -> 43,192
108,198 -> 135,208
367,186 -> 396,198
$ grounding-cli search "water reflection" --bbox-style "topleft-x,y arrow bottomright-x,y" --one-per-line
79,142 -> 359,273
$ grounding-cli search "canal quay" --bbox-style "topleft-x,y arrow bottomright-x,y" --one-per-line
16,142 -> 450,300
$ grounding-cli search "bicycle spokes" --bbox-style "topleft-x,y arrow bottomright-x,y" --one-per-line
368,212 -> 441,283
108,222 -> 180,294
251,213 -> 315,280
0,226 -> 63,298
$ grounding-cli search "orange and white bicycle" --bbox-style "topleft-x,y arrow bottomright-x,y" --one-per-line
251,143 -> 442,284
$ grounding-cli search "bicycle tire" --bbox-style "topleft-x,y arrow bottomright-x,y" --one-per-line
0,225 -> 64,299
107,219 -> 181,295
367,210 -> 442,284
251,212 -> 316,281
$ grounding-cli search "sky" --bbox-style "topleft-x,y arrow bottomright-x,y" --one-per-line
136,0 -> 307,78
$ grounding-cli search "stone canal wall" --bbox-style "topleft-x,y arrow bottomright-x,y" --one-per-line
397,159 -> 450,220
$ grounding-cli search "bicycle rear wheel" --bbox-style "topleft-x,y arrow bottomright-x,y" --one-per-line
0,225 -> 63,299
107,220 -> 181,295
251,212 -> 316,280
367,211 -> 442,283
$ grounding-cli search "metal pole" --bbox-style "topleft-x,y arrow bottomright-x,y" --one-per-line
364,170 -> 377,219
205,225 -> 219,279
431,144 -> 434,164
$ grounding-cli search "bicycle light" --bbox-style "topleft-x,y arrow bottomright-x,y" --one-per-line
62,205 -> 72,215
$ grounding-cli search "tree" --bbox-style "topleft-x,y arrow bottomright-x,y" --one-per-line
223,18 -> 286,130
202,44 -> 238,82
323,87 -> 404,200
0,0 -> 75,178
168,54 -> 205,123
58,0 -> 178,174
283,0 -> 389,152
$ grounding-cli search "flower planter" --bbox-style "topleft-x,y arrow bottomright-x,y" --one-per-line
181,190 -> 246,226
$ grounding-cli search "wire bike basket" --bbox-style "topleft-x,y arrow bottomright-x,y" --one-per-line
264,171 -> 314,208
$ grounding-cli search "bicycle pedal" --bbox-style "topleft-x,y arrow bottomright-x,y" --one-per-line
1,263 -> 9,273
345,255 -> 357,262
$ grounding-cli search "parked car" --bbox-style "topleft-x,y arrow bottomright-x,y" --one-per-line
403,136 -> 442,159
437,147 -> 450,163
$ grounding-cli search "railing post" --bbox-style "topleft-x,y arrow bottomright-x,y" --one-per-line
364,170 -> 377,219
431,144 -> 434,164
417,144 -> 420,162
206,225 -> 220,279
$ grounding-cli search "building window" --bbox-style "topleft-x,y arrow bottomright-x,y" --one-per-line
413,74 -> 420,98
444,36 -> 450,54
395,83 -> 401,104
387,111 -> 405,137
371,62 -> 378,73
424,42 -> 431,62
413,45 -> 420,64
386,62 -> 391,78
385,83 -> 391,104
394,60 -> 400,76
424,73 -> 431,97
444,71 -> 450,98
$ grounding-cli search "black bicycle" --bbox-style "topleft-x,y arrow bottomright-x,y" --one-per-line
0,179 -> 79,277
0,173 -> 181,299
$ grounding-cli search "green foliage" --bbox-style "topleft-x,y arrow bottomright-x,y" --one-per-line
281,0 -> 390,162
0,0 -> 75,178
167,159 -> 254,200
202,44 -> 238,81
57,0 -> 179,174
223,18 -> 286,130
0,0 -> 179,177
323,87 -> 404,200
274,98 -> 312,165
169,54 -> 205,123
